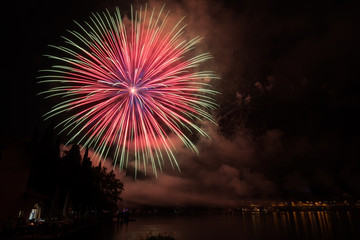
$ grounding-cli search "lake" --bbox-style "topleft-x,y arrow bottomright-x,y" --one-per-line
79,210 -> 360,240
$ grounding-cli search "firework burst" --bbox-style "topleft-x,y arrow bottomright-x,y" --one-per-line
38,5 -> 218,176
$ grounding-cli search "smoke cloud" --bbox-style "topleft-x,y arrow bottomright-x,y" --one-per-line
53,0 -> 360,207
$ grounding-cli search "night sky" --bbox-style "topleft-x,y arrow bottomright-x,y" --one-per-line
2,0 -> 360,207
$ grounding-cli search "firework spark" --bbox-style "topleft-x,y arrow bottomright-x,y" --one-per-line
38,5 -> 218,176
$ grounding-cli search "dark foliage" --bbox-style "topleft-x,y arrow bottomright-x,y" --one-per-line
59,145 -> 124,216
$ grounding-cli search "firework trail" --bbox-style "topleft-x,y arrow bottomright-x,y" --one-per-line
38,5 -> 218,176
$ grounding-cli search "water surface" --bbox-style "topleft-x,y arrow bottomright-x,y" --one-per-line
80,211 -> 360,240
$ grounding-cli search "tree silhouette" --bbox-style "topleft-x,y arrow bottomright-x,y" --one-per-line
58,145 -> 81,216
58,145 -> 123,216
92,165 -> 123,213
25,124 -> 124,219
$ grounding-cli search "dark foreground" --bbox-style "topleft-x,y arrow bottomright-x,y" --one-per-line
2,210 -> 360,240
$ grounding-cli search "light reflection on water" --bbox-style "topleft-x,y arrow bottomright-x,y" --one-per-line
85,211 -> 359,240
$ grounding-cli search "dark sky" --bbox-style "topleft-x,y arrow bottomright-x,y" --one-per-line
2,0 -> 360,207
